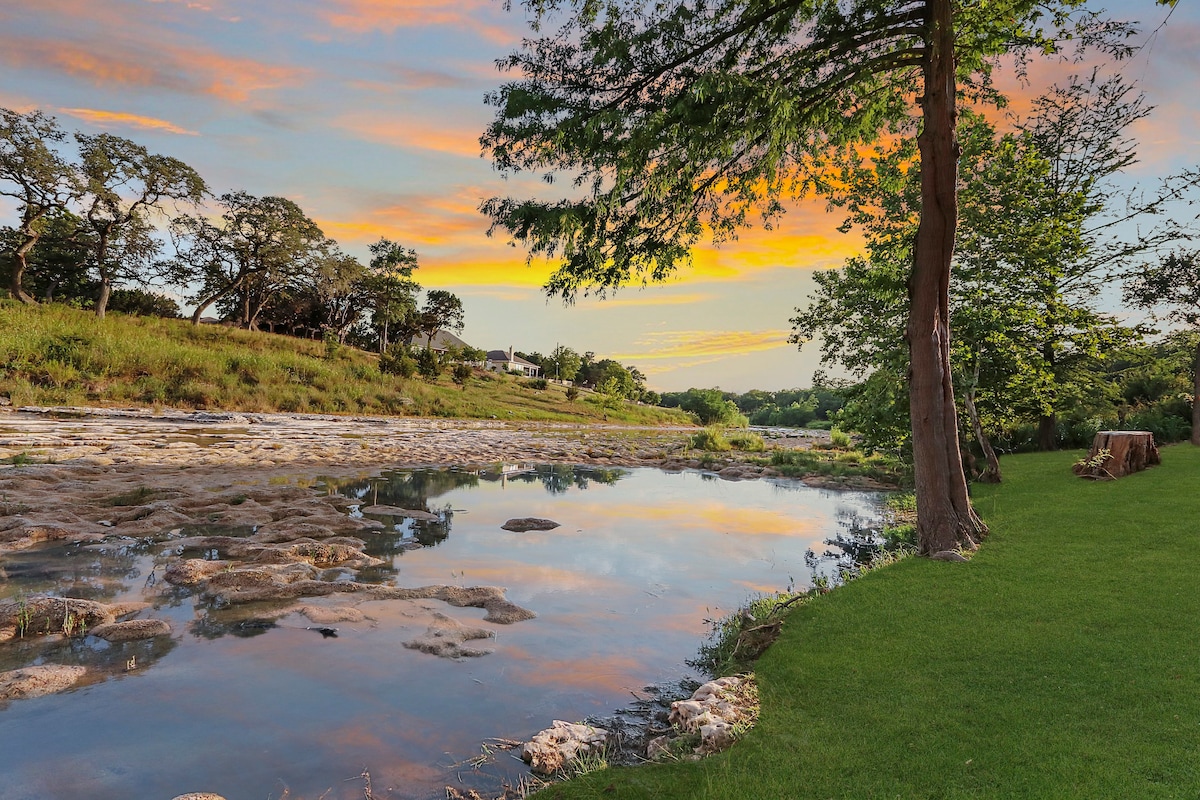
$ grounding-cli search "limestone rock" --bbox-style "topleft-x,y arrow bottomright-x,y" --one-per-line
667,676 -> 756,755
402,612 -> 494,658
89,618 -> 171,641
931,550 -> 969,562
521,720 -> 609,776
0,665 -> 87,701
500,517 -> 560,532
360,505 -> 441,521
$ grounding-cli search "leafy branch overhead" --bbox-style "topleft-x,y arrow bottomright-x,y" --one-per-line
482,0 -> 1131,301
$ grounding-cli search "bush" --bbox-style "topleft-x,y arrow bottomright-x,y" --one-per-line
691,427 -> 732,451
727,431 -> 766,452
452,363 -> 472,390
679,388 -> 747,426
416,348 -> 442,381
107,288 -> 180,318
524,377 -> 549,390
379,345 -> 416,378
829,428 -> 853,449
566,386 -> 580,401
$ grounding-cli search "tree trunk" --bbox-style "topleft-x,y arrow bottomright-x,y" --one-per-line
95,280 -> 111,319
10,234 -> 38,304
1038,342 -> 1058,450
1074,431 -> 1160,479
1038,413 -> 1057,451
908,0 -> 986,555
963,386 -> 1001,483
1192,337 -> 1200,446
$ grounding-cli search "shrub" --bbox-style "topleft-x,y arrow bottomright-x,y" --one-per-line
379,345 -> 416,378
416,348 -> 442,381
691,427 -> 732,451
524,377 -> 549,390
727,431 -> 766,452
829,428 -> 853,449
107,288 -> 181,318
566,386 -> 580,401
452,363 -> 472,390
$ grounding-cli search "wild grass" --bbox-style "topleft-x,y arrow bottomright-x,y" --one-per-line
0,302 -> 690,425
762,446 -> 909,485
529,446 -> 1200,799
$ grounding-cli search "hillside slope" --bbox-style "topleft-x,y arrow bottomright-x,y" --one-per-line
0,302 -> 690,425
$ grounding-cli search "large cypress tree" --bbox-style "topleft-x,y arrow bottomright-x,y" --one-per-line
481,0 -> 1155,554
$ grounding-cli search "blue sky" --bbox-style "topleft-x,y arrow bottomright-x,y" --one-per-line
1,0 -> 1196,391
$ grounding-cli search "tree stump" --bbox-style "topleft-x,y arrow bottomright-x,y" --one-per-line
1073,431 -> 1160,480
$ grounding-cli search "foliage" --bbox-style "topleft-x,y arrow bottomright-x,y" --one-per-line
452,362 -> 472,390
106,288 -> 180,318
689,427 -> 731,452
378,344 -> 416,378
828,428 -> 853,450
670,388 -> 747,426
726,431 -> 766,452
524,377 -> 549,390
415,347 -> 442,381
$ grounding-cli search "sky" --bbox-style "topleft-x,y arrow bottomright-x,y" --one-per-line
1,0 -> 1197,392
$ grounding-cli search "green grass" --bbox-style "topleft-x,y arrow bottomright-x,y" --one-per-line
532,447 -> 1200,799
0,302 -> 690,425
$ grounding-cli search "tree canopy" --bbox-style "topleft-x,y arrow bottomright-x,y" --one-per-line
482,0 -> 1143,553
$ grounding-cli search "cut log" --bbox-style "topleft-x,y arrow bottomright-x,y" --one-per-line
1073,431 -> 1160,480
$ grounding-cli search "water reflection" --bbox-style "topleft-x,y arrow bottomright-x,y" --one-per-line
1,466 -> 884,800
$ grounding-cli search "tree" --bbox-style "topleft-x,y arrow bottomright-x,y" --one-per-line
0,208 -> 94,301
481,0 -> 1145,552
548,345 -> 582,383
76,132 -> 207,318
365,238 -> 421,352
0,109 -> 82,303
1125,251 -> 1200,445
793,74 -> 1164,481
167,192 -> 323,328
417,289 -> 465,348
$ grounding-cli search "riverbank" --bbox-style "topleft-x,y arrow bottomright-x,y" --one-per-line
526,446 -> 1200,799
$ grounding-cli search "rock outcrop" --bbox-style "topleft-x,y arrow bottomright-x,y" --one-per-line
520,720 -> 609,775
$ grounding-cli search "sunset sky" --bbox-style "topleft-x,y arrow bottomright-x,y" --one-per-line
1,0 -> 1197,391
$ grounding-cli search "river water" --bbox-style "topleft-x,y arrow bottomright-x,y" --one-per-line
0,465 -> 882,800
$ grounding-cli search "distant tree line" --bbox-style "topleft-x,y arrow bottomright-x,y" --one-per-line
514,347 -> 656,403
0,108 -> 463,352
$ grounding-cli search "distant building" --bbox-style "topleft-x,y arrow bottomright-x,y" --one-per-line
486,347 -> 541,377
411,330 -> 474,357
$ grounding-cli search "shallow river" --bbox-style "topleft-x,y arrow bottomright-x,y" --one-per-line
0,465 -> 881,800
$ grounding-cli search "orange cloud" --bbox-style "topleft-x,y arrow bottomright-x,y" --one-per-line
57,107 -> 199,135
320,0 -> 517,43
0,36 -> 307,103
614,330 -> 792,362
335,113 -> 483,158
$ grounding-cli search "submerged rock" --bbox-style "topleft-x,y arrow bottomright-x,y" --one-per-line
500,517 -> 560,532
403,612 -> 495,658
521,720 -> 609,775
0,596 -> 115,642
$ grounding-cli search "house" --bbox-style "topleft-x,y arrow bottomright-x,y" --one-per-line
411,330 -> 474,357
486,347 -> 541,377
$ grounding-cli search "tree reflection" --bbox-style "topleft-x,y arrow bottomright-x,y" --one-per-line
498,465 -> 626,494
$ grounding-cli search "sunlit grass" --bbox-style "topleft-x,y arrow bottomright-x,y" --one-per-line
0,302 -> 690,425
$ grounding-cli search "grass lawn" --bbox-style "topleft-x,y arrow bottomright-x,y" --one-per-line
533,447 -> 1200,799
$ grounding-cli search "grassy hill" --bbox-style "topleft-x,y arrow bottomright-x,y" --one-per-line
0,302 -> 691,424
